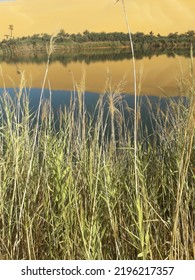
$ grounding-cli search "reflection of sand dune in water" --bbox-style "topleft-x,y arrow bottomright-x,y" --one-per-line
0,55 -> 190,96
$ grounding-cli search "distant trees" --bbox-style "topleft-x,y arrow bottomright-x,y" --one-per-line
4,29 -> 195,44
168,32 -> 178,39
57,29 -> 70,41
149,31 -> 154,37
185,30 -> 195,37
40,33 -> 51,41
9,24 -> 14,38
2,29 -> 195,50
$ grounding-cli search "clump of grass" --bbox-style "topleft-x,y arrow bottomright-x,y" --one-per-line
0,66 -> 194,259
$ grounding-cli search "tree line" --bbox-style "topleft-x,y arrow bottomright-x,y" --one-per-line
2,29 -> 195,44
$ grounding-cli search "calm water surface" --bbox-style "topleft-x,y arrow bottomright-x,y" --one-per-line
0,50 -> 192,134
0,50 -> 192,96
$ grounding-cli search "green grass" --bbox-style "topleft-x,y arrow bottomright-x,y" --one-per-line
1,0 -> 194,261
0,68 -> 194,260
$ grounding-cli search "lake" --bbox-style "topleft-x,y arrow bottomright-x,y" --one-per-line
0,49 -> 192,95
0,49 -> 192,136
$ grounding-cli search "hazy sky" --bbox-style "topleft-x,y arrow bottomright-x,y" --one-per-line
0,0 -> 195,38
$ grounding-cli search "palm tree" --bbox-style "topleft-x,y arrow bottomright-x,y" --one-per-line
185,30 -> 195,37
9,24 -> 14,38
149,31 -> 154,37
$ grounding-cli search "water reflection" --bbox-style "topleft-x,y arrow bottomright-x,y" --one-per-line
0,49 -> 193,96
1,48 -> 194,64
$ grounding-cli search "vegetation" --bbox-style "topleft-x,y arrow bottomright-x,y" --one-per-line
4,29 -> 195,44
8,25 -> 14,39
0,52 -> 194,259
1,29 -> 195,57
0,0 -> 194,260
1,47 -> 194,68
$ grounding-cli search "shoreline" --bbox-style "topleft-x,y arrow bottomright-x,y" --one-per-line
0,40 -> 194,57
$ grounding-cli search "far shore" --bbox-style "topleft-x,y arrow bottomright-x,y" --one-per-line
0,40 -> 194,58
1,29 -> 195,57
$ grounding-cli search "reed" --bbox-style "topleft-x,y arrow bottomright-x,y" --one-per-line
0,3 -> 194,258
0,67 -> 194,259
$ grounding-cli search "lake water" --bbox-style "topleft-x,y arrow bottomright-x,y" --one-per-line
0,49 -> 192,96
0,49 -> 192,135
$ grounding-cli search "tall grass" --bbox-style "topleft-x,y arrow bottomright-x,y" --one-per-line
117,0 -> 138,197
118,0 -> 151,260
0,66 -> 194,259
0,2 -> 194,258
